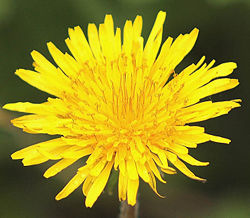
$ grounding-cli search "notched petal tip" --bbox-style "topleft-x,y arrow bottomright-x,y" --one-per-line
201,178 -> 207,184
2,103 -> 11,110
46,41 -> 54,48
55,193 -> 62,201
14,69 -> 22,76
30,50 -> 40,59
157,11 -> 167,20
104,14 -> 113,24
11,152 -> 20,160
188,27 -> 199,42
74,25 -> 81,30
203,162 -> 209,166
68,27 -> 74,36
43,172 -> 51,179
192,27 -> 199,34
22,159 -> 30,166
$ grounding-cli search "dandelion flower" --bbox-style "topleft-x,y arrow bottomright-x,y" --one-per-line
4,11 -> 240,207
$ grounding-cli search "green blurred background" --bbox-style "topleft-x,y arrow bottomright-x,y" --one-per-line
0,0 -> 249,217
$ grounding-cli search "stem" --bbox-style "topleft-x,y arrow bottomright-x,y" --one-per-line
119,201 -> 139,218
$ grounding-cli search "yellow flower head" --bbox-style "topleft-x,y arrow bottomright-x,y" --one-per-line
4,11 -> 240,207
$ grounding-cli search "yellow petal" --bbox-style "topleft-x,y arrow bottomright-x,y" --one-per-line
168,144 -> 189,154
61,146 -> 93,159
88,23 -> 104,62
146,158 -> 166,183
56,169 -> 88,200
118,171 -> 128,201
179,100 -> 241,123
132,15 -> 143,40
123,20 -> 133,56
126,158 -> 138,180
193,78 -> 239,101
136,161 -> 150,183
129,141 -> 142,161
44,158 -> 78,178
147,169 -> 165,198
209,134 -> 231,144
169,28 -> 199,69
166,152 -> 206,182
85,161 -> 113,207
144,11 -> 166,52
3,102 -> 47,114
127,178 -> 139,206
82,175 -> 95,196
47,42 -> 80,78
15,69 -> 61,97
11,138 -> 66,160
22,154 -> 48,166
11,145 -> 37,160
178,153 -> 209,166
90,158 -> 107,177
134,137 -> 145,153
161,167 -> 176,175
67,26 -> 93,63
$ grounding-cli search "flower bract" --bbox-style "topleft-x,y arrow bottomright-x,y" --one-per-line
4,11 -> 240,207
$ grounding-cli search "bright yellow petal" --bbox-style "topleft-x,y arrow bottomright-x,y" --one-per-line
44,158 -> 78,178
166,152 -> 206,182
85,161 -> 113,207
178,153 -> 209,166
118,171 -> 128,201
127,178 -> 139,206
56,168 -> 88,200
126,158 -> 139,180
136,161 -> 150,182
